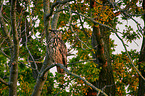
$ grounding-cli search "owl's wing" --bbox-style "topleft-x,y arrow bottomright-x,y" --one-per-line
59,39 -> 67,67
56,38 -> 67,74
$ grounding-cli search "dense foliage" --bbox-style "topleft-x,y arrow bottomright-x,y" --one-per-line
0,0 -> 144,96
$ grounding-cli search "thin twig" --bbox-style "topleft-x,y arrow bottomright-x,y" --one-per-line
54,78 -> 74,96
77,36 -> 92,49
0,38 -> 6,48
0,0 -> 4,11
0,49 -> 10,59
68,8 -> 92,50
109,0 -> 143,35
25,19 -> 39,73
18,61 -> 37,70
79,15 -> 88,37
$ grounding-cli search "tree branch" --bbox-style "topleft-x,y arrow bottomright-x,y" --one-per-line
45,0 -> 75,20
58,8 -> 115,31
25,19 -> 39,73
0,5 -> 13,51
0,77 -> 9,86
40,63 -> 108,96
0,49 -> 11,59
68,8 -> 92,50
109,0 -> 144,35
54,78 -> 74,96
77,36 -> 92,49
58,8 -> 145,81
78,15 -> 89,37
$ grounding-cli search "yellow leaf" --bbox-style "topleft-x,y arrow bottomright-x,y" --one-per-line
94,64 -> 96,67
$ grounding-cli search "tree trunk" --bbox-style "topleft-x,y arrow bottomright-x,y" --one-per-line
87,0 -> 115,95
138,0 -> 145,95
89,25 -> 115,96
9,0 -> 19,96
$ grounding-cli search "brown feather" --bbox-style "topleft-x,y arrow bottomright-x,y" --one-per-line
53,33 -> 67,74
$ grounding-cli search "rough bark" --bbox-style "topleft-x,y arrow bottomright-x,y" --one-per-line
89,25 -> 115,96
98,25 -> 115,95
138,0 -> 145,95
9,0 -> 19,96
87,0 -> 115,96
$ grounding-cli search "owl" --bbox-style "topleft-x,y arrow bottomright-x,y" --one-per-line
51,31 -> 67,74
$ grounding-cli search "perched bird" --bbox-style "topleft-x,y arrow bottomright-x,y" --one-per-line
51,31 -> 67,74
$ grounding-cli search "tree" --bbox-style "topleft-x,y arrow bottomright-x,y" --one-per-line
138,0 -> 145,95
0,0 -> 145,96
